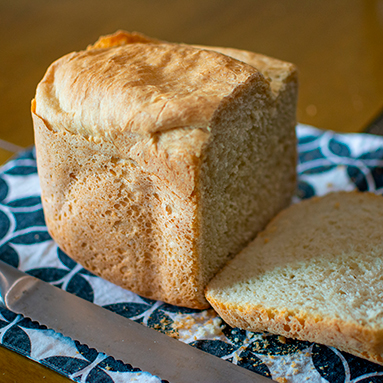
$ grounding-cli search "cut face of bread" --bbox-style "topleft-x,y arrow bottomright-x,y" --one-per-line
206,191 -> 383,364
32,31 -> 298,309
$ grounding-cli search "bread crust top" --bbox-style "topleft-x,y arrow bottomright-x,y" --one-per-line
35,32 -> 267,140
33,31 -> 293,200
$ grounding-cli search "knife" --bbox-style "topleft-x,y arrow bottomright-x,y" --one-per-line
0,260 -> 270,383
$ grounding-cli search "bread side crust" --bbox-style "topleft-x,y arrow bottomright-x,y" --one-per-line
33,105 -> 209,308
206,295 -> 383,365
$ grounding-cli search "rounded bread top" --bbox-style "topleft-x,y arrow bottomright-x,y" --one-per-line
35,41 -> 265,139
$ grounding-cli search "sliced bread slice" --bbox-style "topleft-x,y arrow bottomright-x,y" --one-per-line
205,191 -> 383,364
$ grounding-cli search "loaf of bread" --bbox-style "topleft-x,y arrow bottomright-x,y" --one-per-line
32,31 -> 298,309
206,191 -> 383,364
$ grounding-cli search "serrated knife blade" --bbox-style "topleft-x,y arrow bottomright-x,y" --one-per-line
0,260 -> 270,382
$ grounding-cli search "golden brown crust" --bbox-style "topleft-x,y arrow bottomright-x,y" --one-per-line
193,45 -> 297,95
87,30 -> 298,95
88,30 -> 163,50
34,33 -> 270,200
32,106 -> 208,308
205,294 -> 383,365
33,31 -> 298,309
35,39 -> 262,137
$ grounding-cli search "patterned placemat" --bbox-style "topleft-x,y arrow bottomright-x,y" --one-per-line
0,124 -> 383,382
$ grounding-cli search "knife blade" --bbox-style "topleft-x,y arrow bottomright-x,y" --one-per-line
0,260 -> 270,383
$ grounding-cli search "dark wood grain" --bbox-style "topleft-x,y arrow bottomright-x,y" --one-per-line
0,345 -> 70,382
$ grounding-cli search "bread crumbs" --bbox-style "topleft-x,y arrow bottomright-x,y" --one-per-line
170,309 -> 225,343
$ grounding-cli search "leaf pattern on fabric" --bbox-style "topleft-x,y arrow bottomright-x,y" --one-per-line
236,349 -> 271,377
0,177 -> 9,202
57,248 -> 78,270
4,165 -> 37,176
336,350 -> 383,381
311,344 -> 346,383
104,302 -> 151,318
190,339 -> 235,358
42,355 -> 91,375
359,147 -> 383,160
0,308 -> 19,324
75,341 -> 101,363
0,244 -> 19,267
27,266 -> 95,302
85,367 -> 115,383
0,210 -> 10,239
298,148 -> 326,164
7,197 -> 41,208
0,308 -> 44,357
28,267 -> 68,282
11,231 -> 51,244
347,166 -> 369,191
296,180 -> 316,200
42,343 -> 144,383
160,303 -> 201,315
2,324 -> 32,356
57,248 -> 95,277
147,309 -> 174,334
247,334 -> 311,356
65,273 -> 95,302
222,326 -> 249,345
14,210 -> 46,231
371,167 -> 383,189
298,135 -> 320,145
98,356 -> 141,372
301,164 -> 338,175
328,138 -> 351,157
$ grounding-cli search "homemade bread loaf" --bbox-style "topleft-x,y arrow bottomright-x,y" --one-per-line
32,31 -> 298,309
206,191 -> 383,364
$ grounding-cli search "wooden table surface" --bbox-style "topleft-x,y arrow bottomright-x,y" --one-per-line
1,0 -> 383,381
